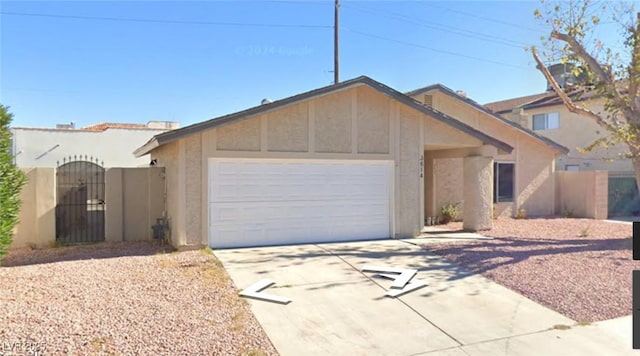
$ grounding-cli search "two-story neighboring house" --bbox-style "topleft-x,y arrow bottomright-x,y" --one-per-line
11,121 -> 179,168
485,85 -> 638,216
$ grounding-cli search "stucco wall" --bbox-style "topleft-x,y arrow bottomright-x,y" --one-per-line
151,85 -> 426,246
13,167 -> 163,249
419,90 -> 558,218
185,135 -> 202,245
556,171 -> 608,219
424,118 -> 483,149
217,119 -> 261,151
516,136 -> 556,216
151,141 -> 181,245
463,156 -> 494,230
432,158 -> 464,218
12,128 -> 167,168
105,167 -> 165,241
396,105 -> 423,237
267,102 -> 309,152
357,86 -> 390,154
12,168 -> 56,248
314,90 -> 352,153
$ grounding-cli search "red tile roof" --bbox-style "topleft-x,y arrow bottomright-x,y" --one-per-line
82,122 -> 149,131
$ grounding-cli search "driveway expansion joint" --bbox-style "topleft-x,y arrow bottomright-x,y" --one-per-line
313,242 -> 464,347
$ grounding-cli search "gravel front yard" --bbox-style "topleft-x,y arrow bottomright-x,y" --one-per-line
421,218 -> 638,323
0,242 -> 277,355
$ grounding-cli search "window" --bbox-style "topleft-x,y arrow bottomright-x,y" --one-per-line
532,112 -> 559,131
565,165 -> 580,171
494,162 -> 514,203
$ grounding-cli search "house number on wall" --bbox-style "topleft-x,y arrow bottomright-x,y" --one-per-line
239,265 -> 428,304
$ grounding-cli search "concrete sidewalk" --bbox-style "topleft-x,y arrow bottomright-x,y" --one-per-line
215,239 -> 637,355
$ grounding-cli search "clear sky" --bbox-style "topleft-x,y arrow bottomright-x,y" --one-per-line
0,1 -> 628,128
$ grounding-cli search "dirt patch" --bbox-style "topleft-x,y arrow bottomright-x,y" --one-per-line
0,241 -> 278,355
421,218 -> 638,322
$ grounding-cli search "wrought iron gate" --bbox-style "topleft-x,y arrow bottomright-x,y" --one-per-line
55,156 -> 106,243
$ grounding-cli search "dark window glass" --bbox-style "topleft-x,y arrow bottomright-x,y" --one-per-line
532,114 -> 546,131
494,163 -> 514,203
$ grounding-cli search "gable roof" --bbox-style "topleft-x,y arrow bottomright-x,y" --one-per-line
135,76 -> 518,157
484,86 -> 605,114
484,93 -> 552,114
406,84 -> 569,154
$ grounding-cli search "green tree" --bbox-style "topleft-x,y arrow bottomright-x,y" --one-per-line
0,104 -> 26,261
531,0 -> 640,189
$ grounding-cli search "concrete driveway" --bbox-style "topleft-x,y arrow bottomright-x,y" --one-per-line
215,239 -> 635,356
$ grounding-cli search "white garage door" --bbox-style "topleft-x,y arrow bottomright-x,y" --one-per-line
209,158 -> 392,248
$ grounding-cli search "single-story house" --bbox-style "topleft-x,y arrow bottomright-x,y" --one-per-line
135,76 -> 569,249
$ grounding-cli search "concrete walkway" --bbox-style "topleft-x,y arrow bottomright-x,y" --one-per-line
416,226 -> 491,243
215,239 -> 636,355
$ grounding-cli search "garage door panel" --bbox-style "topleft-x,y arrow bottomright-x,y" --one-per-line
209,159 -> 392,248
211,201 -> 388,223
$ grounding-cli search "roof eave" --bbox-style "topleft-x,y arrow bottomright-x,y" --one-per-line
134,138 -> 160,157
133,76 -> 515,157
427,85 -> 569,154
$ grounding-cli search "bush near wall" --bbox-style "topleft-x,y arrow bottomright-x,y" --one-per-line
0,105 -> 27,261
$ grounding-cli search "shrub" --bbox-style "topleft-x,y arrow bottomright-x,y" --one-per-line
579,227 -> 590,237
0,105 -> 26,262
562,205 -> 574,218
514,208 -> 527,219
439,203 -> 459,224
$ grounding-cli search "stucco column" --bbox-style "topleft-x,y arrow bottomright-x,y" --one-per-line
463,156 -> 493,231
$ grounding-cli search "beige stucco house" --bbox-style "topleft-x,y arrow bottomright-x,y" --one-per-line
486,91 -> 637,216
135,76 -> 568,249
486,92 -> 632,173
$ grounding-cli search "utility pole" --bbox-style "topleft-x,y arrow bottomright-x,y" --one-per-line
334,0 -> 340,84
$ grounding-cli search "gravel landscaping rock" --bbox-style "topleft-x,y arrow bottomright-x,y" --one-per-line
421,218 -> 639,323
0,241 -> 278,355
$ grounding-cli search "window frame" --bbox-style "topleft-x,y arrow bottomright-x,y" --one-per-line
532,112 -> 559,131
494,162 -> 515,203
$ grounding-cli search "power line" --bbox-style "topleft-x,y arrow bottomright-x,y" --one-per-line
422,3 -> 546,34
343,3 -> 528,49
345,28 -> 530,70
0,11 -> 332,29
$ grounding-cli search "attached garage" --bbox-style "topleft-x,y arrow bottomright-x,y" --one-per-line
135,76 -> 566,249
208,158 -> 392,248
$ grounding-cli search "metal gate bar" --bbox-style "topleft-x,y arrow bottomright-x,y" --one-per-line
55,156 -> 105,243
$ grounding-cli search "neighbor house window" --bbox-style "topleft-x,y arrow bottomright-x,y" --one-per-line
532,112 -> 559,131
565,165 -> 580,171
494,162 -> 515,203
